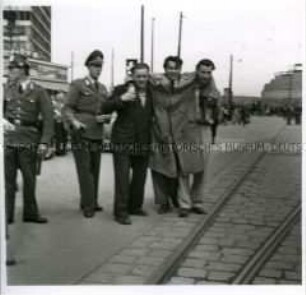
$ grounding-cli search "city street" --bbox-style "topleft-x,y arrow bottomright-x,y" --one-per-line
7,116 -> 301,285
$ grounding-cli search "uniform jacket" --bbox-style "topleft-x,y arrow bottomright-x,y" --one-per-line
102,83 -> 153,155
3,80 -> 54,145
149,74 -> 219,177
63,77 -> 108,140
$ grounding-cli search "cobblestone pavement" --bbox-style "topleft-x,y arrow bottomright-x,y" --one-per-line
79,152 -> 262,284
252,221 -> 302,285
8,117 -> 299,285
167,127 -> 301,285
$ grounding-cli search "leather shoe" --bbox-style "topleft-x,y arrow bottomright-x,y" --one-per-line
23,216 -> 48,223
129,209 -> 148,216
6,258 -> 17,266
115,216 -> 132,225
178,209 -> 189,218
83,210 -> 95,218
94,205 -> 103,212
80,205 -> 103,212
192,207 -> 207,214
158,204 -> 171,214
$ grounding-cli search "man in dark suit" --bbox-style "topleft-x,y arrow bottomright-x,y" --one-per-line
103,63 -> 152,225
3,54 -> 53,224
63,50 -> 110,218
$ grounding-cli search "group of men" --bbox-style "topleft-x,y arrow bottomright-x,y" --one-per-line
3,50 -> 220,233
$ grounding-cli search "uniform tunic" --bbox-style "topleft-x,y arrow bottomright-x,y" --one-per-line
63,77 -> 108,212
3,79 -> 54,222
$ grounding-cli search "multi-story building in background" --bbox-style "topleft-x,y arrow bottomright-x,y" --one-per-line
3,6 -> 69,93
3,6 -> 51,62
261,64 -> 302,106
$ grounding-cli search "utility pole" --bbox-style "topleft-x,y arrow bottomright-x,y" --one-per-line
228,54 -> 234,118
70,51 -> 74,82
177,12 -> 183,58
111,48 -> 115,90
150,17 -> 155,72
140,5 -> 145,63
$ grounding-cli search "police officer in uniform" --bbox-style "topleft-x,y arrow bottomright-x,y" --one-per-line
4,54 -> 54,224
63,50 -> 109,218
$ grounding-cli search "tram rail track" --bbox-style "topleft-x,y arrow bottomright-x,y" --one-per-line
147,126 -> 288,284
232,203 -> 301,284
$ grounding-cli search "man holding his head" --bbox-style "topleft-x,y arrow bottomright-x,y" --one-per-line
102,63 -> 153,225
63,50 -> 109,218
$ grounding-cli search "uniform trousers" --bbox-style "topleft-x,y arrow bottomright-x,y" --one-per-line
113,153 -> 148,218
72,136 -> 102,212
5,145 -> 39,222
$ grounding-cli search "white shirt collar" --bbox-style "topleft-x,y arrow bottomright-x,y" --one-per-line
20,79 -> 31,91
86,76 -> 97,85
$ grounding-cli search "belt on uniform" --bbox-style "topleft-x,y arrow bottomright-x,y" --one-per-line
76,111 -> 97,116
7,118 -> 38,128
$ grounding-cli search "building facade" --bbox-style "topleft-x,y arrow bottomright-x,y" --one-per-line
261,64 -> 302,106
3,6 -> 51,62
3,6 -> 69,93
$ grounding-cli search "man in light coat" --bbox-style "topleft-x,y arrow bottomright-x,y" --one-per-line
150,57 -> 220,217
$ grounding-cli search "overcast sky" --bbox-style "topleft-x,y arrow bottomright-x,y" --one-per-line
5,0 -> 304,96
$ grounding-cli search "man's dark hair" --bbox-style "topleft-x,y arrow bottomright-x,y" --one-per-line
196,59 -> 216,71
163,56 -> 183,69
131,63 -> 150,74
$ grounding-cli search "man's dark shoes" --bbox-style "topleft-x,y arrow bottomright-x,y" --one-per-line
115,216 -> 132,225
129,209 -> 148,216
192,207 -> 207,215
158,204 -> 171,214
83,210 -> 95,218
178,208 -> 189,218
80,204 -> 103,212
94,205 -> 103,212
6,258 -> 17,266
23,216 -> 48,223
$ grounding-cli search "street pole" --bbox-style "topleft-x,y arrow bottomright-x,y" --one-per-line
228,54 -> 234,118
177,12 -> 183,58
111,48 -> 114,90
140,5 -> 145,63
150,17 -> 155,72
70,51 -> 74,82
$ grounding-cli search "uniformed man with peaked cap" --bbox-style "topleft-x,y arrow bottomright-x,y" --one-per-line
3,54 -> 54,224
63,50 -> 110,218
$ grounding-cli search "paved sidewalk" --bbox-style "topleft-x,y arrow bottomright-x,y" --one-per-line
253,222 -> 302,284
7,117 -> 294,285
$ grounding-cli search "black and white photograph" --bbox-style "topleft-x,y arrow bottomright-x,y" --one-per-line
0,0 -> 304,295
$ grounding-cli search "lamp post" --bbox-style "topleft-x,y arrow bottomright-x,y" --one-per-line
150,17 -> 155,72
177,12 -> 183,58
140,5 -> 145,63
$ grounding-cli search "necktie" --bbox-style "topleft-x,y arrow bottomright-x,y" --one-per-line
18,84 -> 23,94
94,81 -> 99,91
